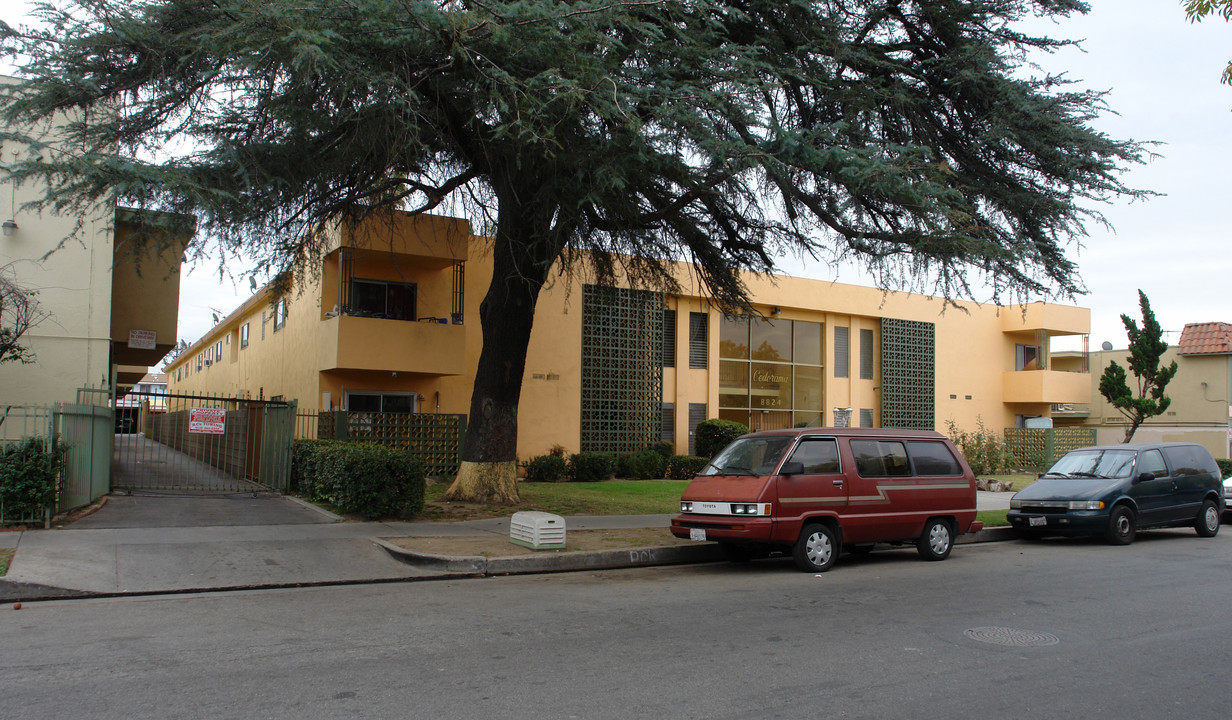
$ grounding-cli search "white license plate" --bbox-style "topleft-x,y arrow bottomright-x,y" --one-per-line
689,528 -> 707,541
1029,516 -> 1047,527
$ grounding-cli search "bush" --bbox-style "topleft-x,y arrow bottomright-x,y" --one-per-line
945,418 -> 1016,475
695,418 -> 749,458
665,455 -> 709,480
568,452 -> 616,482
290,439 -> 335,493
0,436 -> 66,521
299,441 -> 425,519
616,449 -> 667,480
1217,458 -> 1232,478
525,454 -> 568,482
646,440 -> 674,459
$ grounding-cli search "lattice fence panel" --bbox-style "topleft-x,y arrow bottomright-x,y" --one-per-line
1005,427 -> 1097,470
880,318 -> 936,430
581,285 -> 664,453
338,412 -> 467,477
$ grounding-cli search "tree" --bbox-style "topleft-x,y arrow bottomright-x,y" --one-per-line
0,263 -> 49,364
1,1 -> 1149,502
1098,290 -> 1178,443
1184,0 -> 1232,84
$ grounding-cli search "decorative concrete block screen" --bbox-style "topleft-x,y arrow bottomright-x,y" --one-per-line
1005,427 -> 1098,470
580,285 -> 664,453
880,317 -> 936,430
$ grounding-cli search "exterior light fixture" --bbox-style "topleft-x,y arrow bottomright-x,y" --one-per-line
2,219 -> 16,236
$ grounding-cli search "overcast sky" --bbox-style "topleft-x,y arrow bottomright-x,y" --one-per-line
2,0 -> 1229,357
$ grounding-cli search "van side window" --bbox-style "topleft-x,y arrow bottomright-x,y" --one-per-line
786,438 -> 841,474
906,441 -> 962,476
850,439 -> 910,477
1136,449 -> 1167,478
1162,445 -> 1216,477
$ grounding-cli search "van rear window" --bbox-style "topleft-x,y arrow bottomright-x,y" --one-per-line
850,440 -> 910,477
906,441 -> 963,476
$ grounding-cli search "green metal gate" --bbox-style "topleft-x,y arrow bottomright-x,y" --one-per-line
56,402 -> 114,510
114,391 -> 297,493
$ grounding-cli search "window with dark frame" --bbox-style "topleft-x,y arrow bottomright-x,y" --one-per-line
860,328 -> 874,379
349,278 -> 417,321
240,323 -> 249,349
834,326 -> 849,377
663,309 -> 676,368
688,312 -> 708,369
273,300 -> 287,331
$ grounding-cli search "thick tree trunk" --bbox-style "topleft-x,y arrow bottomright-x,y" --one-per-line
445,193 -> 564,503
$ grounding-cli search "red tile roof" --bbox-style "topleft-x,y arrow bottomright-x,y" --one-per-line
1178,322 -> 1232,355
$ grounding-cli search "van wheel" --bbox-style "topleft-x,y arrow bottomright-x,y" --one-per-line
1104,505 -> 1136,545
792,523 -> 839,573
916,518 -> 953,561
1195,500 -> 1220,537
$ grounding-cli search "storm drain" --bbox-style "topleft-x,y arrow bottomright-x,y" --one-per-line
963,627 -> 1059,647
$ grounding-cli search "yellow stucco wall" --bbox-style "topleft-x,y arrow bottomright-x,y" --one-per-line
166,212 -> 1094,459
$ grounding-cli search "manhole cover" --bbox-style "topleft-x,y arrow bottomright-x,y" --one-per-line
963,627 -> 1059,647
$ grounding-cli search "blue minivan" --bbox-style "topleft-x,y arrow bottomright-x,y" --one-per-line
1007,442 -> 1224,545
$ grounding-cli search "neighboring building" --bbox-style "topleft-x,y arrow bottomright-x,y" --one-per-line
1054,322 -> 1232,458
166,210 -> 1093,458
115,372 -> 168,433
0,75 -> 192,415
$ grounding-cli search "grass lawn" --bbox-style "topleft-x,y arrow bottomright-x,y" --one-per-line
977,509 -> 1009,527
0,547 -> 13,576
422,479 -> 690,520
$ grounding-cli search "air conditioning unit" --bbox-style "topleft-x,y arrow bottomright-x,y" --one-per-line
510,511 -> 566,550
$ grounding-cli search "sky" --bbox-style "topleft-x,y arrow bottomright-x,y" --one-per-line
1,0 -> 1229,358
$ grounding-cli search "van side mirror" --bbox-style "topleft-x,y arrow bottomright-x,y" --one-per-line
779,461 -> 804,476
1134,472 -> 1155,484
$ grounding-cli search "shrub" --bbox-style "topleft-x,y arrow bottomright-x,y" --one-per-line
0,436 -> 66,521
525,454 -> 568,482
695,418 -> 749,458
301,442 -> 425,519
616,449 -> 667,480
568,452 -> 616,482
1217,458 -> 1232,478
665,455 -> 709,480
290,439 -> 335,493
945,418 -> 1016,475
646,440 -> 674,459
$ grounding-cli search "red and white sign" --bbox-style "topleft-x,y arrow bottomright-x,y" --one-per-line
128,329 -> 157,350
189,408 -> 226,435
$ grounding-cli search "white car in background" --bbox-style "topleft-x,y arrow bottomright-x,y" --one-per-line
1225,476 -> 1232,521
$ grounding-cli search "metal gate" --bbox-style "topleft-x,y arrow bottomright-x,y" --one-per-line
56,402 -> 113,510
114,391 -> 297,493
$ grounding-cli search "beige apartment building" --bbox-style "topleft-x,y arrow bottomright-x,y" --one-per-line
1,75 -> 190,415
166,211 -> 1093,458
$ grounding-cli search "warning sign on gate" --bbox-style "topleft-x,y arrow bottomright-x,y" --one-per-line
189,407 -> 226,435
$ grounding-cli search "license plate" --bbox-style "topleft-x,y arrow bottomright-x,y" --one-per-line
689,528 -> 707,541
1029,516 -> 1047,527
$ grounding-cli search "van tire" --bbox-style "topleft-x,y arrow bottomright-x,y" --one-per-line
1195,500 -> 1220,537
792,523 -> 839,573
1104,505 -> 1136,545
916,518 -> 953,561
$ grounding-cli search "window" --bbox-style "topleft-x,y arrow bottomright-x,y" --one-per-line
787,438 -> 841,474
662,309 -> 676,368
1162,445 -> 1217,477
719,317 -> 825,430
851,439 -> 910,477
859,408 -> 874,428
860,328 -> 873,379
661,403 -> 675,445
240,323 -> 249,349
687,403 -> 707,456
349,278 -> 417,321
906,441 -> 962,476
834,326 -> 849,378
346,391 -> 416,413
273,299 -> 287,331
688,312 -> 708,369
1137,449 -> 1167,478
1016,343 -> 1039,371
214,341 -> 222,363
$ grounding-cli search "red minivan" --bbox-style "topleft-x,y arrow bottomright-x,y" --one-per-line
669,428 -> 983,572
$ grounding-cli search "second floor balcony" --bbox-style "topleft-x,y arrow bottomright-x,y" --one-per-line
1003,369 -> 1091,405
319,314 -> 466,376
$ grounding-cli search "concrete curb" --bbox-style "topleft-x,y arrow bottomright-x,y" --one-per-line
376,526 -> 1021,576
375,538 -> 727,576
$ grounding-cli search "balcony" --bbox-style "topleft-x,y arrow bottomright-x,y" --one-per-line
1002,370 -> 1091,405
1000,303 -> 1089,336
320,315 -> 466,376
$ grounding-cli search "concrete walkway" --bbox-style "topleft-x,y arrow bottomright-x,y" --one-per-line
0,491 -> 1015,601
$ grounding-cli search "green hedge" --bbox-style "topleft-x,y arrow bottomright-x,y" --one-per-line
695,419 -> 748,459
1217,458 -> 1232,478
292,439 -> 424,519
1,436 -> 66,521
568,452 -> 616,482
615,449 -> 667,480
525,454 -> 568,482
666,455 -> 709,480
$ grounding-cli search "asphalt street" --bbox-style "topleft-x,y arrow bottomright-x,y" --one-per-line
3,528 -> 1229,719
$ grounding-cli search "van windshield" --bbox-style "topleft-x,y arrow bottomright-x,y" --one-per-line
1043,449 -> 1138,479
700,436 -> 796,476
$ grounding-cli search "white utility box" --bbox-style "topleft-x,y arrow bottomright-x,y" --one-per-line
510,511 -> 566,550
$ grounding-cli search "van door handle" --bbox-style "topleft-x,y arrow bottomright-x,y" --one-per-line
832,479 -> 843,487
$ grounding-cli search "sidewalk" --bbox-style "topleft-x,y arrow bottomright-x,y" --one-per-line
0,491 -> 1016,602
